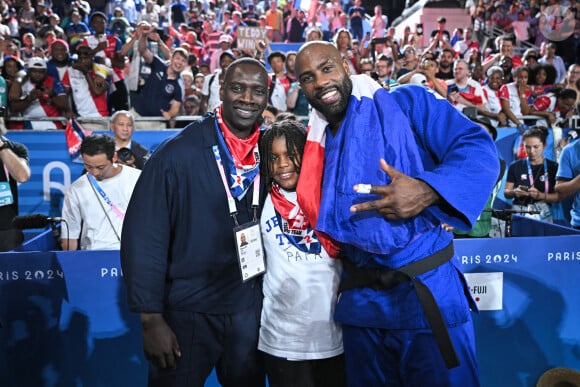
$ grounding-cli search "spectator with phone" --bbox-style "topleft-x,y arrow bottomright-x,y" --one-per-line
504,126 -> 559,222
446,59 -> 487,113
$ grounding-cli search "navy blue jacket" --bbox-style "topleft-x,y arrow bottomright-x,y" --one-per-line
121,115 -> 265,314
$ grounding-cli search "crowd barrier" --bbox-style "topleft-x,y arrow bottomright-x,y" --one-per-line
1,222 -> 579,386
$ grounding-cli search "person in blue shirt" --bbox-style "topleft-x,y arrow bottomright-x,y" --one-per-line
294,41 -> 499,387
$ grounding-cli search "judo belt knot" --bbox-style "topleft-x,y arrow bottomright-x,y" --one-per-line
338,242 -> 460,369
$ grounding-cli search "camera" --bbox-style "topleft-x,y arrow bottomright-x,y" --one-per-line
449,85 -> 459,94
117,147 -> 135,164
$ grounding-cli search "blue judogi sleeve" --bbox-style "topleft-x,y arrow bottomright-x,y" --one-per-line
390,85 -> 500,231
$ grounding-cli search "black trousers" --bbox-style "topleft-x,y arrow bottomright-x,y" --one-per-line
148,305 -> 265,387
263,352 -> 347,387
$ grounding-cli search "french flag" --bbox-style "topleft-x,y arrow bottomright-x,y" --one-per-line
297,75 -> 383,258
65,119 -> 92,163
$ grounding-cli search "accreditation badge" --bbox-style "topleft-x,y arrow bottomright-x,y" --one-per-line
234,221 -> 266,282
0,182 -> 14,206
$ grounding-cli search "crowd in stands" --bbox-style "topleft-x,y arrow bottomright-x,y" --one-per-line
0,0 -> 578,132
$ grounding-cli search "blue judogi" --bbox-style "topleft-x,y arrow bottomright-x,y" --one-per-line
313,79 -> 499,386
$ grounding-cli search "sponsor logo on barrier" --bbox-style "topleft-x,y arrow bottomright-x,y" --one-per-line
547,251 -> 580,262
464,272 -> 503,311
460,254 -> 518,265
0,269 -> 64,281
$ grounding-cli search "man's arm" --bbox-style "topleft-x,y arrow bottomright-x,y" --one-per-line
60,238 -> 78,251
555,176 -> 580,198
137,23 -> 154,64
352,86 -> 499,230
0,139 -> 30,183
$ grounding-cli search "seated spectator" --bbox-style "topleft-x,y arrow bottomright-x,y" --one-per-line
504,126 -> 559,222
140,0 -> 160,27
447,59 -> 487,113
9,57 -> 71,130
481,66 -> 508,127
46,39 -> 70,83
528,88 -> 578,126
396,45 -> 418,78
465,47 -> 482,66
529,63 -> 557,100
454,27 -> 480,59
20,33 -> 36,62
522,48 -> 539,67
60,134 -> 141,251
499,55 -> 514,84
305,26 -> 323,42
183,94 -> 201,116
261,105 -> 279,129
470,62 -> 485,83
499,65 -> 532,130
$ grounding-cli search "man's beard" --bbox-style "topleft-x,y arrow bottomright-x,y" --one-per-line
308,75 -> 353,125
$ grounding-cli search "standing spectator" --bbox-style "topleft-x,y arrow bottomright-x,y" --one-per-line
430,16 -> 451,42
132,23 -> 187,128
370,5 -> 388,38
0,13 -> 10,39
436,48 -> 455,80
17,0 -> 36,38
268,51 -> 290,112
121,57 -> 269,387
46,39 -> 71,83
61,134 -> 141,251
510,11 -> 531,45
169,0 -> 188,29
0,135 -> 30,251
140,0 -> 160,26
62,43 -> 111,128
65,10 -> 90,46
266,0 -> 284,42
556,135 -> 580,229
110,110 -> 150,170
9,57 -> 70,130
333,28 -> 360,75
82,12 -> 130,112
347,0 -> 365,41
539,42 -> 567,85
454,28 -> 480,59
396,45 -> 418,78
210,34 -> 233,73
482,35 -> 522,74
200,50 -> 235,114
286,8 -> 307,43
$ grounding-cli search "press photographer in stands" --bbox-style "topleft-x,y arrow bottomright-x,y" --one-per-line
0,135 -> 30,251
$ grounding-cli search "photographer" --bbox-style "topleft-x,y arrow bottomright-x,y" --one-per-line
397,54 -> 448,98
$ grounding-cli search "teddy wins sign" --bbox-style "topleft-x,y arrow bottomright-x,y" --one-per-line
237,27 -> 268,51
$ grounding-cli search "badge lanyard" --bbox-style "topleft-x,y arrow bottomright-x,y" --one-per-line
212,144 -> 260,226
526,158 -> 548,195
87,174 -> 126,220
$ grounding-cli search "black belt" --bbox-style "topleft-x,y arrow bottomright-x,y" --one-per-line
339,242 -> 460,369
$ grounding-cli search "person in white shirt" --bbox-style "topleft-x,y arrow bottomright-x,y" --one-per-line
258,120 -> 345,387
61,134 -> 140,251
